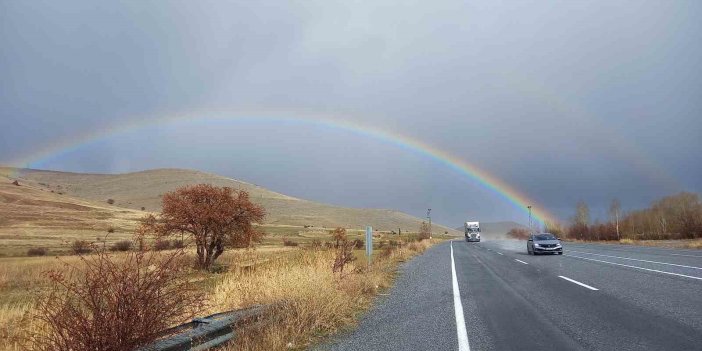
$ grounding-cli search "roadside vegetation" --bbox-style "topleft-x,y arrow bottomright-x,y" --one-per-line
0,184 -> 444,350
508,192 -> 702,248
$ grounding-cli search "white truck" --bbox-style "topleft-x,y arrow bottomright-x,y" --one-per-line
465,221 -> 481,242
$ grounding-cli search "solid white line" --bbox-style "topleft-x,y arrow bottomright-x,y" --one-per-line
558,276 -> 599,291
569,250 -> 702,270
450,241 -> 471,351
515,259 -> 528,265
496,252 -> 504,255
670,253 -> 702,258
568,255 -> 702,281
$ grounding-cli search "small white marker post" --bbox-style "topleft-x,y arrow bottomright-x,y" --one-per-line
366,226 -> 373,267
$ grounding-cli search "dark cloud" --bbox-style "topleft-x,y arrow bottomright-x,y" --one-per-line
2,0 -> 701,226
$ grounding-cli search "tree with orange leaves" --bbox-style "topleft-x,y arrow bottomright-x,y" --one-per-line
141,184 -> 265,270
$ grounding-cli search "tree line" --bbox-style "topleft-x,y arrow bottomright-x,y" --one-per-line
550,192 -> 702,241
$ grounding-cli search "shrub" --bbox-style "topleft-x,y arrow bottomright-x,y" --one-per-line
330,227 -> 346,248
110,240 -> 132,252
352,239 -> 364,249
172,240 -> 185,249
153,240 -> 171,251
12,180 -> 20,186
418,222 -> 431,240
283,239 -> 299,247
106,227 -> 115,234
26,248 -> 204,351
309,239 -> 322,249
332,240 -> 356,274
27,247 -> 48,256
507,228 -> 530,240
71,240 -> 92,255
106,199 -> 115,205
141,207 -> 146,211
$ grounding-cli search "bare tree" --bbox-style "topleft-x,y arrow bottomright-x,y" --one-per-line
568,201 -> 590,240
608,198 -> 622,240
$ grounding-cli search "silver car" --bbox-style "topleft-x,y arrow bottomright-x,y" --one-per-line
527,233 -> 563,255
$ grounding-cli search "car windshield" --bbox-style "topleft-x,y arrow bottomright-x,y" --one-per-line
534,234 -> 557,241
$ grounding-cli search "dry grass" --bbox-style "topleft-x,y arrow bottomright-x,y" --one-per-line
213,239 -> 435,350
0,239 -> 438,351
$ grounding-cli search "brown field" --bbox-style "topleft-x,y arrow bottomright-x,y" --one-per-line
0,166 -> 452,349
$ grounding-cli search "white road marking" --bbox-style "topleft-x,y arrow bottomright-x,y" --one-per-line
450,241 -> 471,351
571,245 -> 702,258
496,252 -> 504,255
568,255 -> 702,281
515,259 -> 528,265
570,250 -> 702,270
558,276 -> 599,291
670,253 -> 702,258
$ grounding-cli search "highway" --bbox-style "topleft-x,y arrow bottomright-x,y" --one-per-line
318,240 -> 702,350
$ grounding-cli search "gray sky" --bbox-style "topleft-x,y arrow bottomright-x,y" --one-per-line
1,0 -> 701,226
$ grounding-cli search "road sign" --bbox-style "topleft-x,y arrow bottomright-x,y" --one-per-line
365,226 -> 373,265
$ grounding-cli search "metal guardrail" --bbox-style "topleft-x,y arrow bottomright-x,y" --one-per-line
137,305 -> 268,351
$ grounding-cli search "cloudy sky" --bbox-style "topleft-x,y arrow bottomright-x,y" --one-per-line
1,0 -> 700,226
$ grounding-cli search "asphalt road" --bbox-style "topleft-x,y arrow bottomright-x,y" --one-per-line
317,239 -> 702,351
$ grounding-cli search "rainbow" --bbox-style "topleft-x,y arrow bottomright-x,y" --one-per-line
6,109 -> 558,224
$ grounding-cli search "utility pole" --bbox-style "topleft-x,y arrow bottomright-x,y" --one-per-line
527,206 -> 533,234
427,208 -> 432,239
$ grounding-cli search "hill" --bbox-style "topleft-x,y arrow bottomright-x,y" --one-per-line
0,170 -> 144,255
0,167 -> 459,255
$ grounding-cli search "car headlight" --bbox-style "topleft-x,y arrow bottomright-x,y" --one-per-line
533,243 -> 541,247
555,244 -> 562,248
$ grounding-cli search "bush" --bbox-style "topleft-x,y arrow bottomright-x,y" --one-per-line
141,207 -> 146,211
106,227 -> 115,234
106,199 -> 115,205
330,227 -> 347,248
418,222 -> 431,240
507,228 -> 530,240
309,239 -> 322,249
332,240 -> 356,274
72,240 -> 92,255
110,240 -> 132,252
26,248 -> 204,350
172,240 -> 185,249
283,239 -> 299,247
352,239 -> 364,249
153,240 -> 171,251
27,247 -> 48,256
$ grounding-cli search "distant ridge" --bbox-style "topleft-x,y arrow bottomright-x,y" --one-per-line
1,166 -> 460,234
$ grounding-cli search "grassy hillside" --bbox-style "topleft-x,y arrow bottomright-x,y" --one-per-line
0,171 -> 143,256
0,167 -> 459,255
